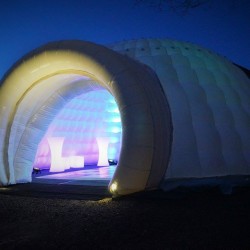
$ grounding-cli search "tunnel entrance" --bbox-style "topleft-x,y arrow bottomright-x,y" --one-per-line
0,40 -> 172,195
32,89 -> 122,184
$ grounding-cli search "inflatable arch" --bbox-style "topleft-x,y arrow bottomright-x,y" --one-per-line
0,40 -> 172,196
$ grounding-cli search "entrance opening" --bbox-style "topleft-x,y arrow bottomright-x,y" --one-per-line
33,89 -> 122,184
1,40 -> 172,195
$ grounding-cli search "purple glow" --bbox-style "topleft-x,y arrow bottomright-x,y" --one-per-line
34,90 -> 122,172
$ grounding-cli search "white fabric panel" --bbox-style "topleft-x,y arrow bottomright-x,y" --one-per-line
110,38 -> 250,179
136,50 -> 201,178
108,62 -> 171,193
195,68 -> 248,174
175,56 -> 226,177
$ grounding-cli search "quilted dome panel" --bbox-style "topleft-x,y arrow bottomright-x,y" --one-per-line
110,38 -> 250,179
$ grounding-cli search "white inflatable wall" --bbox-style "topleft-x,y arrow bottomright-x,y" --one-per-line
110,39 -> 250,179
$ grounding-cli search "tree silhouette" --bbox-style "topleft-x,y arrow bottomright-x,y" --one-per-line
135,0 -> 210,14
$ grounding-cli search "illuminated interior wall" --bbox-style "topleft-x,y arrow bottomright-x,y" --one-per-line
33,90 -> 122,171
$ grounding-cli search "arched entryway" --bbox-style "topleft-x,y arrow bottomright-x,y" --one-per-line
0,40 -> 172,195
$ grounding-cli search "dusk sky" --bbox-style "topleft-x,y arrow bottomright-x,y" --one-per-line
0,0 -> 249,79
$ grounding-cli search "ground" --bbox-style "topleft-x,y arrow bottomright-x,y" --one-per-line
0,184 -> 250,249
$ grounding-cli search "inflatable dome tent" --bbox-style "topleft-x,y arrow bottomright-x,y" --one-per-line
0,38 -> 250,196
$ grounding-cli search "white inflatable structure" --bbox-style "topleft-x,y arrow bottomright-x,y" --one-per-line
0,38 -> 250,196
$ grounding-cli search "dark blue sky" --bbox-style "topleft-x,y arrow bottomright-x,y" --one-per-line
0,0 -> 249,79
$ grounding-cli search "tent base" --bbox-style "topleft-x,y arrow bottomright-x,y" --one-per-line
162,175 -> 250,195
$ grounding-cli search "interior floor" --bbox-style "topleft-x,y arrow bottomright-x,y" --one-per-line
32,165 -> 116,186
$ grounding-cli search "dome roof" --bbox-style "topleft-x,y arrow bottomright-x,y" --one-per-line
110,38 -> 250,178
